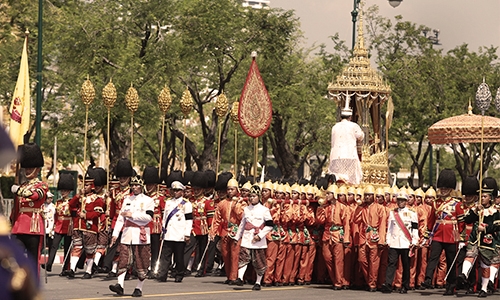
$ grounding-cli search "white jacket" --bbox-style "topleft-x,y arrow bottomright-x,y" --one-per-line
235,203 -> 272,249
113,193 -> 154,245
385,207 -> 419,249
162,197 -> 193,242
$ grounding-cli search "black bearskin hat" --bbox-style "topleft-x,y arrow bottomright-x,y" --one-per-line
94,167 -> 107,187
481,177 -> 498,197
57,173 -> 75,191
19,143 -> 44,168
142,166 -> 160,185
315,177 -> 329,190
191,171 -> 207,188
183,170 -> 194,186
461,176 -> 479,196
114,158 -> 134,177
436,168 -> 456,189
85,168 -> 99,185
215,172 -> 233,191
205,170 -> 216,188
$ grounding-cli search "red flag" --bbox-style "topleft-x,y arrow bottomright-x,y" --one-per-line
238,56 -> 272,138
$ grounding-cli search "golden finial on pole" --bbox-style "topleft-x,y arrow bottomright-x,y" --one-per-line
102,79 -> 117,190
180,87 -> 193,175
230,102 -> 239,177
158,85 -> 172,176
215,92 -> 229,179
125,83 -> 139,165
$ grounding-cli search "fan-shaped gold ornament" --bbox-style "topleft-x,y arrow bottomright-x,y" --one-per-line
215,92 -> 229,118
80,78 -> 95,106
125,84 -> 139,113
102,79 -> 117,108
230,102 -> 239,124
158,86 -> 172,113
180,88 -> 194,116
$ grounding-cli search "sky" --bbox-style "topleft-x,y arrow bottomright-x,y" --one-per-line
270,0 -> 500,55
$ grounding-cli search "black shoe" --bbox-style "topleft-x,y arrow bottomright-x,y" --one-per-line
381,283 -> 392,294
109,283 -> 124,296
106,271 -> 117,279
147,270 -> 156,280
458,273 -> 467,287
184,270 -> 192,277
487,280 -> 495,293
400,287 -> 408,294
342,285 -> 350,290
466,287 -> 476,294
421,280 -> 433,290
195,271 -> 204,278
41,264 -> 52,272
174,277 -> 183,283
132,288 -> 142,297
332,286 -> 342,290
232,278 -> 244,286
252,284 -> 261,291
67,269 -> 75,278
443,288 -> 456,296
275,282 -> 283,287
369,288 -> 377,292
157,277 -> 167,282
59,270 -> 69,277
305,281 -> 311,286
82,272 -> 92,279
224,279 -> 232,284
263,283 -> 272,287
98,266 -> 109,274
478,290 -> 487,298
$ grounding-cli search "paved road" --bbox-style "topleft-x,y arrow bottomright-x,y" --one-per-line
41,265 -> 474,300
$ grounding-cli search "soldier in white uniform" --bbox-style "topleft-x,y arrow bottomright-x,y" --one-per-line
156,181 -> 193,283
327,106 -> 364,184
380,193 -> 419,294
234,185 -> 274,291
109,176 -> 155,297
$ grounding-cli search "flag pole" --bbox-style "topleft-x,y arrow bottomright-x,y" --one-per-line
35,0 -> 43,146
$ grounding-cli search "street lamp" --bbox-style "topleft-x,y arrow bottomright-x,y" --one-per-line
351,0 -> 403,50
388,0 -> 403,8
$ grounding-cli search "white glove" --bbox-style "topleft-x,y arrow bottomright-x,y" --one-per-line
458,242 -> 465,249
11,185 -> 20,194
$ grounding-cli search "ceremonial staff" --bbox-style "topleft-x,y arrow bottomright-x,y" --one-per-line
158,86 -> 172,177
180,87 -> 193,175
125,84 -> 139,165
102,79 -> 117,191
215,92 -> 229,179
475,79 -> 492,242
80,77 -> 95,211
230,102 -> 239,177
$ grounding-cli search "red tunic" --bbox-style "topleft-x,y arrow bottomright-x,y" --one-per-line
149,191 -> 166,234
11,178 -> 49,235
53,197 -> 72,235
426,196 -> 465,243
69,193 -> 105,233
109,188 -> 131,229
190,196 -> 215,236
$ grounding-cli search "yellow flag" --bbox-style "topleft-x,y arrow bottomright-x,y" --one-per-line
9,35 -> 31,149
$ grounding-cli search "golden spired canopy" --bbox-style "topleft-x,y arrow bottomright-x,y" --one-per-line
327,8 -> 392,186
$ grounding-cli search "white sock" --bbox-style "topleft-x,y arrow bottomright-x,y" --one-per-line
118,272 -> 126,288
94,252 -> 102,266
462,260 -> 472,277
481,277 -> 489,292
136,279 -> 145,291
238,265 -> 248,280
70,256 -> 79,271
85,258 -> 94,273
112,261 -> 118,273
490,266 -> 499,282
256,274 -> 263,285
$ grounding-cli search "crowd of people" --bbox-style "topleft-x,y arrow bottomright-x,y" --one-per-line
6,143 -> 500,298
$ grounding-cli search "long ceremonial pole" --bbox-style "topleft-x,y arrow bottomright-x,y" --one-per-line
254,138 -> 258,180
130,114 -> 134,166
478,113 -> 485,246
234,128 -> 237,177
107,108 -> 111,191
35,0 -> 43,145
159,116 -> 165,177
216,120 -> 222,178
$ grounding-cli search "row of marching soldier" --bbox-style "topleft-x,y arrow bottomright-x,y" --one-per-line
7,143 -> 500,298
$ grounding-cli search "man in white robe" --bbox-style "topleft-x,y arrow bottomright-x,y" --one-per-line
328,108 -> 364,185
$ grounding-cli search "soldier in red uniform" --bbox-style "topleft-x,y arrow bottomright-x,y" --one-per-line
184,171 -> 215,276
45,173 -> 75,274
10,143 -> 49,268
421,169 -> 465,295
141,166 -> 164,278
92,167 -> 109,273
67,169 -> 105,278
104,158 -> 134,278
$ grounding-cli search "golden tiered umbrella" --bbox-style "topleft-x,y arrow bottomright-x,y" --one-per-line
125,84 -> 139,165
158,85 -> 172,176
